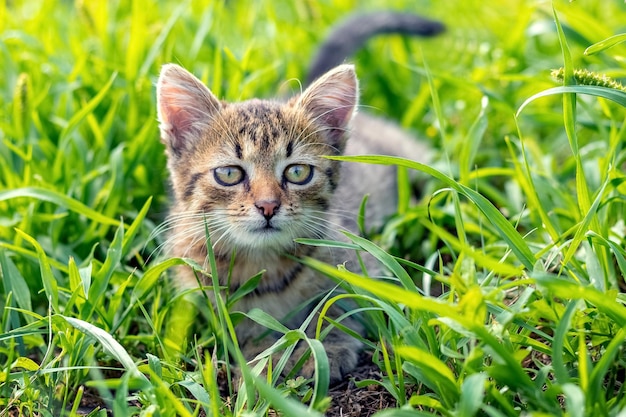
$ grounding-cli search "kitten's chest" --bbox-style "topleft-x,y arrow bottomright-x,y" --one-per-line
217,255 -> 329,319
220,254 -> 325,296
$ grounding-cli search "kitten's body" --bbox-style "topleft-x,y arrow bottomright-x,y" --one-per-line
157,13 -> 439,383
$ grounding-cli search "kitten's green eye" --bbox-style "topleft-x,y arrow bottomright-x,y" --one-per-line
284,164 -> 313,185
214,166 -> 245,186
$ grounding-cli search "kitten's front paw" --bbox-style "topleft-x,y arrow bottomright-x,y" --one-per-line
296,337 -> 361,384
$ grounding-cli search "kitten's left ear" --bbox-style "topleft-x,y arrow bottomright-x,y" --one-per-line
295,64 -> 359,149
157,64 -> 222,154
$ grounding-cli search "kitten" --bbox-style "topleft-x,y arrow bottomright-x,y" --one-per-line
156,13 -> 439,384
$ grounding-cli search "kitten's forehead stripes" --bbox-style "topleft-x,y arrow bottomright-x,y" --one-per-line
227,102 -> 332,163
233,102 -> 289,151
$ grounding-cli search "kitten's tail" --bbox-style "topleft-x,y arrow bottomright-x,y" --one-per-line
307,12 -> 444,85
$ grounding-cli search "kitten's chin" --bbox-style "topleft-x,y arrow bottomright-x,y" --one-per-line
209,227 -> 294,257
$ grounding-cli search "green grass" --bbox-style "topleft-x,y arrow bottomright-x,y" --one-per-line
2,0 -> 626,415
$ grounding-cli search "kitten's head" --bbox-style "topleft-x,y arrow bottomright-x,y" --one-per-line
156,64 -> 358,257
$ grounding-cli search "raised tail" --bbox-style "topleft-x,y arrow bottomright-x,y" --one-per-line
307,11 -> 444,85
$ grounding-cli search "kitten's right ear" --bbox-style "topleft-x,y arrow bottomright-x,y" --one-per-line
157,64 -> 221,153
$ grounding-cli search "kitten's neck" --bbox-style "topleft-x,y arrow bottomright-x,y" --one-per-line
216,244 -> 319,294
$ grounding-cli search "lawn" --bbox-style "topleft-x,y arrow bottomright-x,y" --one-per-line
1,0 -> 626,416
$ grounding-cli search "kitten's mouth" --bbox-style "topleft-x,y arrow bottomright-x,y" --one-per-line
247,219 -> 285,237
259,224 -> 280,232
259,218 -> 281,231
248,220 -> 280,234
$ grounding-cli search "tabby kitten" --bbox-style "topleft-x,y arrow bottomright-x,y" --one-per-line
156,63 -> 430,383
156,11 -> 441,384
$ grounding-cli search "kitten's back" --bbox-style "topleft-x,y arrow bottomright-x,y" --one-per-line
329,113 -> 431,238
309,11 -> 441,233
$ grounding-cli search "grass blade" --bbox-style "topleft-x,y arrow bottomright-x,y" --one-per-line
560,178 -> 609,284
14,229 -> 58,312
552,300 -> 578,385
132,257 -> 189,302
59,72 -> 117,142
588,327 -> 626,409
88,222 -> 123,304
0,187 -> 121,227
301,256 -> 454,317
0,249 -> 32,313
534,274 -> 626,326
516,85 -> 626,116
457,372 -> 488,417
254,375 -> 324,417
342,231 -> 418,291
396,345 -> 459,406
584,33 -> 626,56
328,155 -> 536,270
62,315 -> 148,384
121,196 -> 151,256
459,96 -> 489,184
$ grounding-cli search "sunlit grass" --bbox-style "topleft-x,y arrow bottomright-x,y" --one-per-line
1,0 -> 626,416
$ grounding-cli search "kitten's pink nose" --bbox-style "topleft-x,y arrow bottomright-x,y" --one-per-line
255,200 -> 280,220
